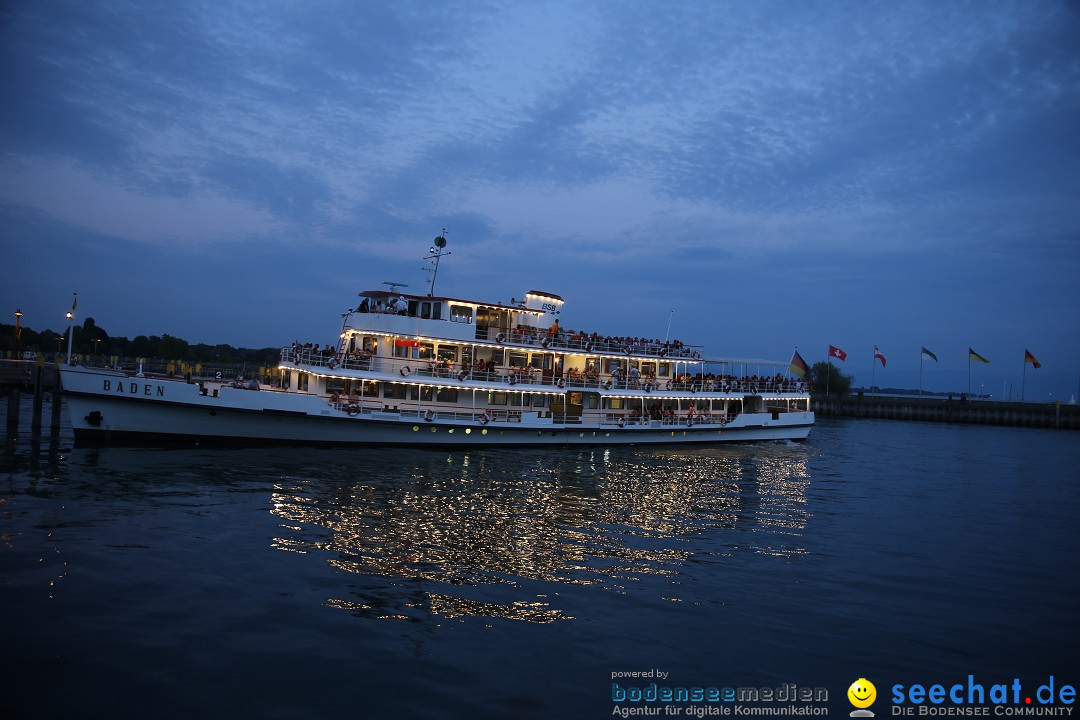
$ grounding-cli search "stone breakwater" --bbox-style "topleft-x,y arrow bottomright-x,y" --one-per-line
811,394 -> 1079,430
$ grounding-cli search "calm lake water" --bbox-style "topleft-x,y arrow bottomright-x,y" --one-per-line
3,398 -> 1079,719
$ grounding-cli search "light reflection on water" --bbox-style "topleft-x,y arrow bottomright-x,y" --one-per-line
268,442 -> 813,623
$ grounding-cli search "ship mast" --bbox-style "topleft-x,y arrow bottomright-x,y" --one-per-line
423,230 -> 450,296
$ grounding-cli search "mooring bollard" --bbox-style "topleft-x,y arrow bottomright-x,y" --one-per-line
32,364 -> 44,432
5,386 -> 19,439
51,366 -> 63,433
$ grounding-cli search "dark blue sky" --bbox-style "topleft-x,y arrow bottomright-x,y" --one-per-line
2,0 -> 1078,399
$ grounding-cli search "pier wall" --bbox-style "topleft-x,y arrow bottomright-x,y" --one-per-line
811,394 -> 1079,430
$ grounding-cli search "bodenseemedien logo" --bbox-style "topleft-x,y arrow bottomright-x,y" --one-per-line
849,678 -> 877,717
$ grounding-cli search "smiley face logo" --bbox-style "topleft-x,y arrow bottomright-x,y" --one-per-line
848,678 -> 876,709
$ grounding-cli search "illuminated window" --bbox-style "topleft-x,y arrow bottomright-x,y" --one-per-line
450,305 -> 473,323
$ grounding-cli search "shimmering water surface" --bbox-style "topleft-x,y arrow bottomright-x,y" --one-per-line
3,399 -> 1079,719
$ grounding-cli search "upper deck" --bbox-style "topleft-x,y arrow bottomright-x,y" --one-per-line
347,289 -> 703,361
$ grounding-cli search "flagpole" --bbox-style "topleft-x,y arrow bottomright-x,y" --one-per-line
664,310 -> 674,343
1021,355 -> 1027,403
871,347 -> 876,396
919,351 -> 923,398
826,346 -> 831,397
967,353 -> 971,396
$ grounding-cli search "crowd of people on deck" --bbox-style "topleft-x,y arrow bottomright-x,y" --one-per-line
282,340 -> 808,394
510,322 -> 695,358
355,297 -> 409,315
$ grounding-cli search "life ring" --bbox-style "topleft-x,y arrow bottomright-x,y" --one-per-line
686,417 -> 694,427
400,366 -> 411,376
584,341 -> 593,352
495,333 -> 505,344
694,352 -> 702,360
479,411 -> 491,425
624,345 -> 632,355
618,419 -> 625,428
659,349 -> 666,357
665,380 -> 673,390
327,359 -> 337,369
347,404 -> 359,416
541,337 -> 550,348
424,410 -> 434,422
603,380 -> 612,390
508,375 -> 517,385
644,383 -> 652,393
690,385 -> 697,394
457,370 -> 468,382
557,378 -> 565,389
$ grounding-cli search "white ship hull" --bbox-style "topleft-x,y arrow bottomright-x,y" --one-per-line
61,366 -> 813,447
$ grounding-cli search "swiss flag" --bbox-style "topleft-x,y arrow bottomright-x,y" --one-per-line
828,345 -> 847,361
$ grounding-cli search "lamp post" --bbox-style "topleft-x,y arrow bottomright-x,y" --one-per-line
92,338 -> 101,364
14,308 -> 23,357
65,310 -> 74,365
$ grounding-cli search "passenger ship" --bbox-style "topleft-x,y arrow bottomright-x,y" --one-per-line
61,239 -> 813,446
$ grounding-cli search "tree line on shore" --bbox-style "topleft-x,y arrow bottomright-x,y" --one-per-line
3,317 -> 860,398
1,318 -> 279,366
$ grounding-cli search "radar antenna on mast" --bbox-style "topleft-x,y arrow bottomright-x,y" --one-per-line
382,281 -> 409,295
422,229 -> 450,296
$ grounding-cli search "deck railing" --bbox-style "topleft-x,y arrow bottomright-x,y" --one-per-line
283,347 -> 808,395
474,327 -> 704,360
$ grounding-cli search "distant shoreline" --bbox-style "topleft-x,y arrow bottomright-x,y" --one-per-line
812,393 -> 1078,430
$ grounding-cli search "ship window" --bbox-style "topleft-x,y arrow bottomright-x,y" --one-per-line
431,302 -> 442,320
298,373 -> 309,391
489,349 -> 504,365
659,363 -> 670,376
413,387 -> 457,402
437,346 -> 458,362
383,384 -> 408,399
526,393 -> 547,408
585,393 -> 599,410
487,392 -> 508,406
420,302 -> 431,319
363,336 -> 377,353
450,305 -> 473,323
418,342 -> 434,360
508,351 -> 528,368
608,398 -> 624,410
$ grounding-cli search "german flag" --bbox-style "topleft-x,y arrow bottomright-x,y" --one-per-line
789,350 -> 808,378
1024,349 -> 1041,369
969,348 -> 990,364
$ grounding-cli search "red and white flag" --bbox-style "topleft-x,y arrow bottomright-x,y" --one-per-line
828,344 -> 847,361
874,346 -> 887,367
